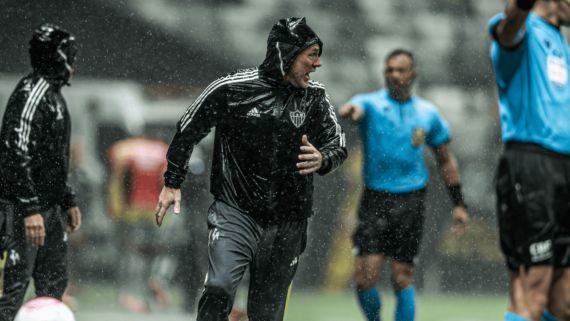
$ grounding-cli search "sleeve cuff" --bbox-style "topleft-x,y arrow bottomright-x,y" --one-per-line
21,203 -> 41,217
316,154 -> 332,176
164,166 -> 186,189
60,198 -> 77,212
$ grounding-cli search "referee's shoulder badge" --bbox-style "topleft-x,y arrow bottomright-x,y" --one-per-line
411,128 -> 426,147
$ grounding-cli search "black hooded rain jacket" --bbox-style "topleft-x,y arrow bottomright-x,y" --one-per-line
0,24 -> 77,217
164,17 -> 347,224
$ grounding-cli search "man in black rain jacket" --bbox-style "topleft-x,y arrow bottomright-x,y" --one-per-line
155,17 -> 347,320
0,24 -> 81,320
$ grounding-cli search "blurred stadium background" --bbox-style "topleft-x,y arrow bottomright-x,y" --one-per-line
2,0 -> 569,320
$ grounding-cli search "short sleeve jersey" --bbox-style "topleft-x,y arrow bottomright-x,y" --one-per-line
488,12 -> 570,155
350,89 -> 451,193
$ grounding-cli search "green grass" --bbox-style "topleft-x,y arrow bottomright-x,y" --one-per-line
284,292 -> 508,321
25,283 -> 508,321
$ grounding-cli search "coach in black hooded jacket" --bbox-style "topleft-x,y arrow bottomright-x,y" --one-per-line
158,17 -> 346,225
0,24 -> 81,320
156,17 -> 347,320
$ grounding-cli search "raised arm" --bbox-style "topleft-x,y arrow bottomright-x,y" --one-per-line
338,102 -> 364,122
494,0 -> 534,49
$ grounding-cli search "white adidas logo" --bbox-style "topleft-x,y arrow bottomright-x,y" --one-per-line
247,108 -> 260,117
290,257 -> 298,266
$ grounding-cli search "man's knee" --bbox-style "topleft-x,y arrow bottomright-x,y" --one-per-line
355,266 -> 377,291
523,292 -> 548,320
547,269 -> 570,319
203,277 -> 233,301
392,270 -> 413,290
391,261 -> 414,290
509,267 -> 552,319
354,254 -> 383,291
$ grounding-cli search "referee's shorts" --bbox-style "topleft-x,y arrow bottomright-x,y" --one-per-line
352,187 -> 426,265
197,201 -> 307,321
496,141 -> 570,271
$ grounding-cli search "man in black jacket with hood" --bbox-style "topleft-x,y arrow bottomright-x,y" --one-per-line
155,17 -> 347,320
0,24 -> 81,320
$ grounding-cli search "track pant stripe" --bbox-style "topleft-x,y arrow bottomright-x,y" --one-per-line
180,70 -> 258,127
20,81 -> 50,152
16,79 -> 46,149
0,250 -> 7,297
181,73 -> 259,132
283,281 -> 293,320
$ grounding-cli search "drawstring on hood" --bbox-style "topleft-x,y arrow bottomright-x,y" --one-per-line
29,23 -> 77,88
259,17 -> 323,85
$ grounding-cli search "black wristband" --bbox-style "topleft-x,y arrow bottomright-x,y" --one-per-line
516,0 -> 536,11
447,184 -> 467,209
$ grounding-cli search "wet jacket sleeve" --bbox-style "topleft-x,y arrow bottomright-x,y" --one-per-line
164,83 -> 230,189
60,183 -> 77,212
314,91 -> 347,176
1,89 -> 47,217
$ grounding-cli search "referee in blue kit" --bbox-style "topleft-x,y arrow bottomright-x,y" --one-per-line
489,1 -> 570,320
339,49 -> 469,321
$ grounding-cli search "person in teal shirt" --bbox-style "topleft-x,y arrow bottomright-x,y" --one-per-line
489,1 -> 570,321
339,49 -> 469,321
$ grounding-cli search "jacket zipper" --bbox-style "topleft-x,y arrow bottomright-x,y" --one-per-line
269,88 -> 285,212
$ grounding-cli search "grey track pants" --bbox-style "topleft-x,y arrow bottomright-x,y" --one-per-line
197,201 -> 307,321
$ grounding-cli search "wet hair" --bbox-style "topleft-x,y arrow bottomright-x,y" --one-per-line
386,49 -> 415,68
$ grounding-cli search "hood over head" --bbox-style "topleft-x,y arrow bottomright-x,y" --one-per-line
29,23 -> 77,88
259,17 -> 323,85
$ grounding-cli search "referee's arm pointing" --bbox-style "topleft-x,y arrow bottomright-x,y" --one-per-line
434,143 -> 469,236
339,102 -> 364,122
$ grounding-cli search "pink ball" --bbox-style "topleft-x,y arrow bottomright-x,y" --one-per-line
15,297 -> 75,321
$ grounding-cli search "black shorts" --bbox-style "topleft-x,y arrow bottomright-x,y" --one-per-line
496,142 -> 570,271
353,187 -> 426,265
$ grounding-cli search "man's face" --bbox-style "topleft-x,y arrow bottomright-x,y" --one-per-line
385,54 -> 416,92
284,43 -> 322,88
540,0 -> 570,26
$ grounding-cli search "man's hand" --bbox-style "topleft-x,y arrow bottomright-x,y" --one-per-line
24,214 -> 45,246
297,135 -> 323,175
66,206 -> 82,234
452,206 -> 469,236
155,186 -> 181,227
338,102 -> 364,122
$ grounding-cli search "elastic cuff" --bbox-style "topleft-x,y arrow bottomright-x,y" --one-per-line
164,171 -> 185,189
60,198 -> 77,212
316,155 -> 331,176
22,204 -> 41,217
447,184 -> 467,209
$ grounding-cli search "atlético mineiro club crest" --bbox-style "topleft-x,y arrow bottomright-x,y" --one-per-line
290,110 -> 306,128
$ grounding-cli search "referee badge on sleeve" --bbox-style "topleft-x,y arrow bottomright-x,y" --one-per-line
411,128 -> 426,147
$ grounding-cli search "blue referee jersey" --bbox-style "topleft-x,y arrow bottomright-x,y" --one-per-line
489,12 -> 570,155
350,89 -> 451,193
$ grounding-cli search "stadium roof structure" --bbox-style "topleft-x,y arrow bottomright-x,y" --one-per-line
0,0 -> 239,87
